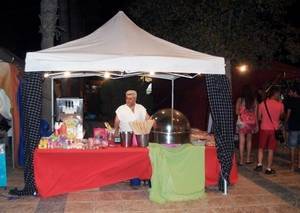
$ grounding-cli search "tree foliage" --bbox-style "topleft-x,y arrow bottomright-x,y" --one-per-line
127,0 -> 299,67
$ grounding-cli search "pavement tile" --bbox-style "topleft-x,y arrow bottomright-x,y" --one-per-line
35,202 -> 66,213
122,200 -> 161,212
94,191 -> 122,201
207,196 -> 234,207
268,204 -> 300,213
67,192 -> 96,202
120,191 -> 148,200
94,200 -> 124,213
0,202 -> 37,213
64,202 -> 94,213
229,195 -> 262,207
40,194 -> 67,203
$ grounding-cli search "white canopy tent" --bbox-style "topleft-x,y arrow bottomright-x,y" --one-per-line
25,11 -> 225,128
25,11 -> 225,75
21,11 -> 233,195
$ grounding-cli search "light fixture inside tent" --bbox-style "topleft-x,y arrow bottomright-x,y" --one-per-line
64,71 -> 71,77
104,72 -> 111,79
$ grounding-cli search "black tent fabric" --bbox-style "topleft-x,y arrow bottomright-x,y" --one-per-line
205,74 -> 235,191
10,72 -> 42,196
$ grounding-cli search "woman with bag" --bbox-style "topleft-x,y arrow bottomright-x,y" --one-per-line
254,86 -> 284,175
236,85 -> 257,166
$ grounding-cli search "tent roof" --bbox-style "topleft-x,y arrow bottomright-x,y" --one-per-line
25,11 -> 225,75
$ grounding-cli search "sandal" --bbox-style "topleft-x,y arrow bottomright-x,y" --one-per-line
265,169 -> 276,175
254,165 -> 263,172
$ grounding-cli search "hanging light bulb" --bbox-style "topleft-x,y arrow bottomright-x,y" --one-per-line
44,73 -> 49,78
104,72 -> 111,79
64,71 -> 71,77
149,71 -> 155,76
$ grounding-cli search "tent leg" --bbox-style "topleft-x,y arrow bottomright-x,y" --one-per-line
51,78 -> 54,131
171,79 -> 174,109
223,178 -> 227,195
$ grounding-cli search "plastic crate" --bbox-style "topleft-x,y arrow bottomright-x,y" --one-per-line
0,143 -> 7,189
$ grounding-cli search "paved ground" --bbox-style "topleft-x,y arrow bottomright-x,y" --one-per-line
1,145 -> 300,213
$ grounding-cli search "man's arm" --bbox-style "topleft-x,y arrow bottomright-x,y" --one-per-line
114,115 -> 120,135
285,109 -> 291,127
257,104 -> 262,122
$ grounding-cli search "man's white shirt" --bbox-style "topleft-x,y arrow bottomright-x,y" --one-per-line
116,104 -> 147,132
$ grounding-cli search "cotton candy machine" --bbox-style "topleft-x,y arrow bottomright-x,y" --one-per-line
151,109 -> 191,144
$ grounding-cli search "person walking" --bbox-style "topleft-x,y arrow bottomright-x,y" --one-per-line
254,86 -> 284,174
236,85 -> 257,165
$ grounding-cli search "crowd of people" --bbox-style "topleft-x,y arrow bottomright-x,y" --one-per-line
236,84 -> 300,174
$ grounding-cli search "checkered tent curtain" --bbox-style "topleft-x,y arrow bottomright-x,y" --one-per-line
205,74 -> 235,189
13,72 -> 42,196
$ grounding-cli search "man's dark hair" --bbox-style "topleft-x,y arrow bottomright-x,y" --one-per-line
268,86 -> 281,98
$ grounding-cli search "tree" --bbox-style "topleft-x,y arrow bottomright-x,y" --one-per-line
58,0 -> 70,43
127,0 -> 299,70
40,0 -> 58,49
40,0 -> 58,125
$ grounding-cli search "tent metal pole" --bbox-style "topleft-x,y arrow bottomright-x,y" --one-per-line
51,78 -> 54,131
11,126 -> 15,169
224,178 -> 228,195
171,79 -> 174,109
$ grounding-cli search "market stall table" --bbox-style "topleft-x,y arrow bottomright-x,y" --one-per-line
34,147 -> 152,197
34,145 -> 238,197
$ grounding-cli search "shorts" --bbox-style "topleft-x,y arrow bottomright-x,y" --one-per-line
259,130 -> 277,151
288,131 -> 300,148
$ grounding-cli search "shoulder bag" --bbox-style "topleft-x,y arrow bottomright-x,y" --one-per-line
263,101 -> 284,144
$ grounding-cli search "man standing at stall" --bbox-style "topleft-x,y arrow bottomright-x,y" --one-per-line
114,90 -> 149,134
114,90 -> 150,188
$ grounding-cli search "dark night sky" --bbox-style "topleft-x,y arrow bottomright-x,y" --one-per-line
0,0 -> 131,58
1,0 -> 299,63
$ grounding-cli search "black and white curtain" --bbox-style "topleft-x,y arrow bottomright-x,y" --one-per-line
205,74 -> 235,191
10,72 -> 42,196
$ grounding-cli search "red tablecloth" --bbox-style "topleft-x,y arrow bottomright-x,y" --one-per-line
34,147 -> 152,198
205,146 -> 238,186
34,146 -> 238,197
